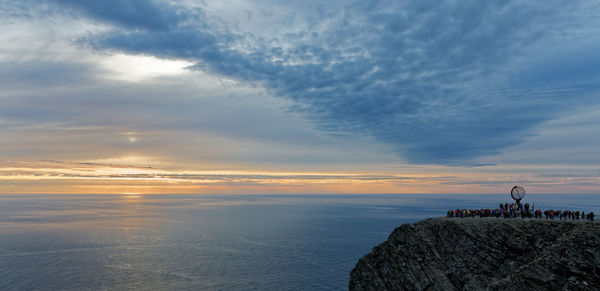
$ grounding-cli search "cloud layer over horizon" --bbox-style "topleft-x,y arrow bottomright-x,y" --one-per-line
1,0 -> 599,193
60,0 -> 600,165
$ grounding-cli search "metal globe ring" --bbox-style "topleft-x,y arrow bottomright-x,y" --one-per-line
511,186 -> 526,201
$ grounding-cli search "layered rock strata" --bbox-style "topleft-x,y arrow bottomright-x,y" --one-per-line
349,218 -> 599,290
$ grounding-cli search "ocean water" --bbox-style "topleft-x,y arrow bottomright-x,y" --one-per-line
0,194 -> 599,290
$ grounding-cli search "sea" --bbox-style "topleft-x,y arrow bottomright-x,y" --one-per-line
1,194 -> 599,290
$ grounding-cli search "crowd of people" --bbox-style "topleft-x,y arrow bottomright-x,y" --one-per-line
447,202 -> 595,221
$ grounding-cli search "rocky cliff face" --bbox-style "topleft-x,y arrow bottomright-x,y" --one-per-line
349,218 -> 599,290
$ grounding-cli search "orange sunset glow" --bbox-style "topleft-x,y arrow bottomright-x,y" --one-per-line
2,158 -> 598,194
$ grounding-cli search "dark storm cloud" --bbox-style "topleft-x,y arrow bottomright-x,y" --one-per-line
55,0 -> 600,165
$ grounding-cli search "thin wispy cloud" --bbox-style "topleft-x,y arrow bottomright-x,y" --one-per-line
2,160 -> 598,194
0,160 -> 459,194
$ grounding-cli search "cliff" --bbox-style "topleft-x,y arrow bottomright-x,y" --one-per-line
349,218 -> 600,290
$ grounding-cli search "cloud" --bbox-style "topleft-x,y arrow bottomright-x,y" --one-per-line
48,0 -> 186,31
0,159 -> 454,189
22,1 -> 600,165
4,159 -> 600,194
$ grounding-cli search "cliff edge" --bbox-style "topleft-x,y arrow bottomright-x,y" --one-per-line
349,218 -> 599,290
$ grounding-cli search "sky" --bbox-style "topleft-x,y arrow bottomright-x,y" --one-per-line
1,0 -> 599,194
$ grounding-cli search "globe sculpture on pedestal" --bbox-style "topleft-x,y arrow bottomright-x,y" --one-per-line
511,185 -> 526,204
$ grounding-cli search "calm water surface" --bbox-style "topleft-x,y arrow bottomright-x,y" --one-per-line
1,194 -> 599,290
